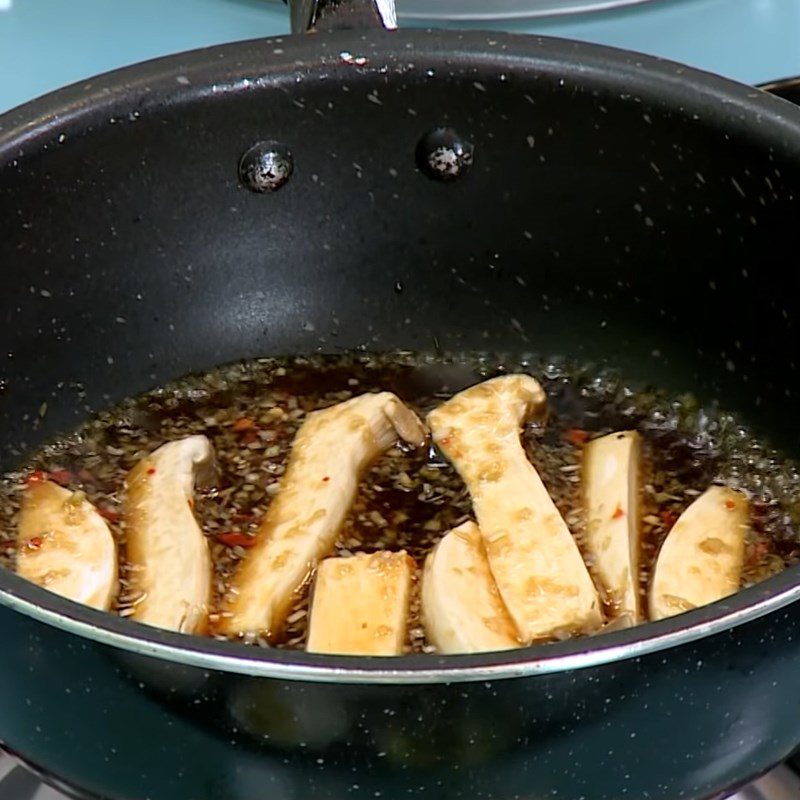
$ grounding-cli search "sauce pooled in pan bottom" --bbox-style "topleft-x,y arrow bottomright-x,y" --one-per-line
1,353 -> 798,655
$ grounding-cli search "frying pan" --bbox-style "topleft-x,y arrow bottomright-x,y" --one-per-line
2,1 -> 800,798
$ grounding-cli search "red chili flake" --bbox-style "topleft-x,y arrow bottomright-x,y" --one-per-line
147,467 -> 156,475
26,470 -> 47,487
98,507 -> 119,524
611,505 -> 625,520
187,498 -> 195,510
724,499 -> 736,510
747,541 -> 770,566
232,417 -> 257,432
240,429 -> 258,445
564,429 -> 590,446
48,469 -> 73,487
27,536 -> 43,550
217,532 -> 257,548
322,476 -> 330,482
659,509 -> 679,528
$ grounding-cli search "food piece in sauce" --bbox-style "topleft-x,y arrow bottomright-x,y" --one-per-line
649,485 -> 749,620
307,550 -> 414,656
217,392 -> 426,640
125,435 -> 215,634
427,374 -> 603,642
16,479 -> 118,610
421,520 -> 519,654
582,431 -> 642,622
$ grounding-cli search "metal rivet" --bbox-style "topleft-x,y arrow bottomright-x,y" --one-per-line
238,141 -> 294,193
416,128 -> 474,182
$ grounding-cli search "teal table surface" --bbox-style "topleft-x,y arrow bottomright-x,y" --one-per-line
1,0 -> 799,114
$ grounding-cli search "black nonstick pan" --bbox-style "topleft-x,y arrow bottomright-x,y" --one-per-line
2,2 -> 800,799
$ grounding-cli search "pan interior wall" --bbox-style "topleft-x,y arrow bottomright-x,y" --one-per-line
1,41 -> 798,467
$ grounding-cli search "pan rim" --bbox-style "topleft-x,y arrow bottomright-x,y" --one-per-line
1,562 -> 798,683
3,27 -> 800,684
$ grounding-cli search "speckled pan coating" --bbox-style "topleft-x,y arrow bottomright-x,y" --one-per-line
2,25 -> 800,800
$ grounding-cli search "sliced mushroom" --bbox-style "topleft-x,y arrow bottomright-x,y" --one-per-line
582,431 -> 642,621
217,392 -> 426,640
125,435 -> 215,634
427,374 -> 602,642
421,520 -> 519,654
649,485 -> 749,620
307,550 -> 415,656
16,480 -> 117,610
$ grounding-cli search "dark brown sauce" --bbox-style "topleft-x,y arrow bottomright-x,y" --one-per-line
1,352 -> 798,652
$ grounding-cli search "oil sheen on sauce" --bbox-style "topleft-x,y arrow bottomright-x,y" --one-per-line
0,352 -> 797,652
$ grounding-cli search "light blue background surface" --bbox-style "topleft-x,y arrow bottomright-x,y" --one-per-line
0,0 -> 799,113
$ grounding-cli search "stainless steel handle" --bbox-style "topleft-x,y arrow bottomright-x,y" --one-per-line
286,0 -> 397,34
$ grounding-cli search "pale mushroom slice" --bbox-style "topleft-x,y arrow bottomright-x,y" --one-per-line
125,435 -> 215,634
582,431 -> 642,623
16,480 -> 117,610
421,520 -> 519,654
649,485 -> 749,620
217,392 -> 426,640
307,550 -> 415,656
427,374 -> 602,643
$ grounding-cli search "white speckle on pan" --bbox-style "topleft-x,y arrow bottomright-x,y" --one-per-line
176,75 -> 190,85
339,51 -> 366,66
526,135 -> 535,148
731,177 -> 746,198
473,81 -> 486,92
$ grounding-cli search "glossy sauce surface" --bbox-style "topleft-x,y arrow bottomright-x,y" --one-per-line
1,353 -> 797,652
